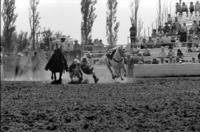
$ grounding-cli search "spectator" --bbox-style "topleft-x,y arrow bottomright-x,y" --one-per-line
167,48 -> 175,63
190,20 -> 198,35
152,58 -> 159,64
163,23 -> 170,34
181,2 -> 189,17
158,47 -> 166,63
179,23 -> 188,42
176,2 -> 182,15
137,53 -> 144,64
143,47 -> 151,56
176,49 -> 184,62
152,29 -> 157,38
174,17 -> 181,32
195,1 -> 200,16
189,2 -> 195,16
167,14 -> 173,25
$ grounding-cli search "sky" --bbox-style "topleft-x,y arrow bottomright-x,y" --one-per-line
1,0 -> 190,44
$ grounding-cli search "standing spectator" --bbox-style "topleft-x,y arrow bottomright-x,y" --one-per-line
179,23 -> 188,42
195,1 -> 200,16
189,2 -> 195,16
159,47 -> 166,63
174,17 -> 181,33
167,14 -> 173,25
129,23 -> 137,48
191,20 -> 198,35
181,2 -> 189,17
176,2 -> 182,15
163,23 -> 170,35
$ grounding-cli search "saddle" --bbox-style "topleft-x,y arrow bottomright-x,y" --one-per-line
106,49 -> 117,60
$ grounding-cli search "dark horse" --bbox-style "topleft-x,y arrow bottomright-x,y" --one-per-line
45,48 -> 68,84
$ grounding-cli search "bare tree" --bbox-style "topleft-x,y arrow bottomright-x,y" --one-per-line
17,31 -> 29,52
2,0 -> 17,52
41,28 -> 53,50
130,0 -> 140,29
29,0 -> 40,50
81,0 -> 97,47
106,0 -> 120,48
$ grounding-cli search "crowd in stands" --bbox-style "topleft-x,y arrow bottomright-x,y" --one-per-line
176,1 -> 200,17
130,46 -> 200,64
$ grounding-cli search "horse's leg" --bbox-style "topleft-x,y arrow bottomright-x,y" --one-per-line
58,71 -> 62,83
107,65 -> 115,79
78,71 -> 83,83
119,67 -> 124,81
123,65 -> 127,77
92,71 -> 99,83
51,72 -> 54,80
54,72 -> 57,81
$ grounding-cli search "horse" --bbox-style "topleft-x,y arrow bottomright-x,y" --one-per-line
68,59 -> 83,84
105,46 -> 127,80
45,48 -> 68,84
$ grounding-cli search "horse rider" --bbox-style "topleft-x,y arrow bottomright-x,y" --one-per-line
81,52 -> 99,83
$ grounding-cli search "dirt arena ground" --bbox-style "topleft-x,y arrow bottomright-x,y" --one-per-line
1,78 -> 200,132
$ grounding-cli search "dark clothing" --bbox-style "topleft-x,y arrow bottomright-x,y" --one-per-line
106,49 -> 116,60
45,49 -> 68,72
81,64 -> 94,75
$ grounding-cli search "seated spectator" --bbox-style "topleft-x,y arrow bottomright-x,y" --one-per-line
152,58 -> 159,64
195,1 -> 200,16
158,47 -> 166,63
132,45 -> 140,55
143,47 -> 151,56
137,53 -> 144,64
190,2 -> 195,16
181,2 -> 189,17
176,2 -> 182,15
176,49 -> 184,62
167,48 -> 175,63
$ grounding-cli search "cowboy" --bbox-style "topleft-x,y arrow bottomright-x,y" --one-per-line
129,23 -> 137,48
81,52 -> 99,83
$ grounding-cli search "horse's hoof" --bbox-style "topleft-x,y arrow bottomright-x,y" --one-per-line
94,78 -> 99,84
